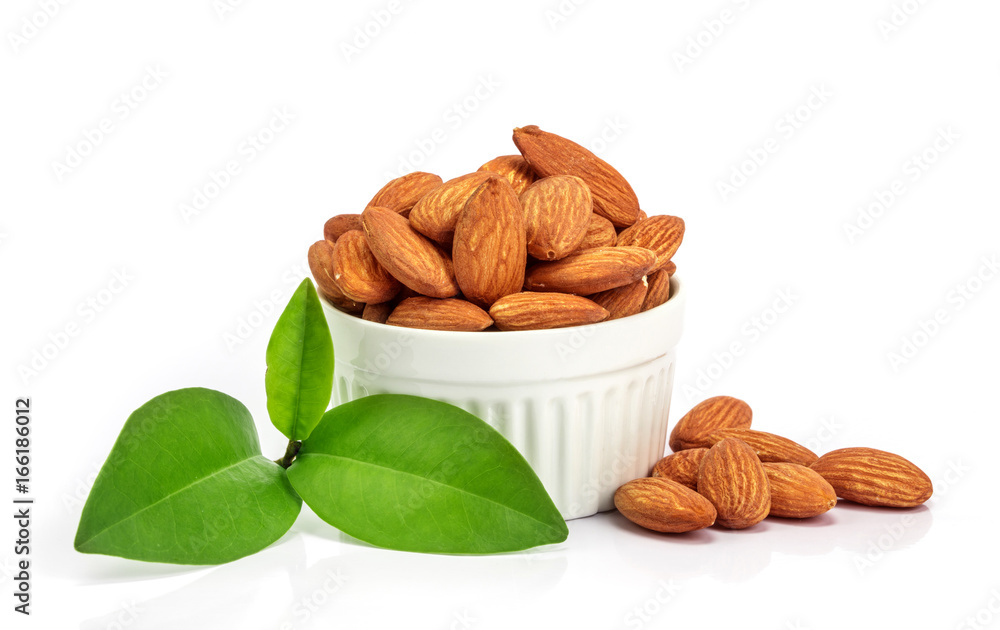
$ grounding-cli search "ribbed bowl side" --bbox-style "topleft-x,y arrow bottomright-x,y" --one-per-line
330,351 -> 676,519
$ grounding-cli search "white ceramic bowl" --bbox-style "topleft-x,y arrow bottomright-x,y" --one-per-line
319,276 -> 685,519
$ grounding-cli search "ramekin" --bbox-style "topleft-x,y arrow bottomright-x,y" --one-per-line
318,276 -> 685,519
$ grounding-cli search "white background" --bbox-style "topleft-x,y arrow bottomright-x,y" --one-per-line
2,0 -> 999,628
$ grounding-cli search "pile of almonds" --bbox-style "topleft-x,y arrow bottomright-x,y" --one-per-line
308,125 -> 684,332
615,396 -> 934,533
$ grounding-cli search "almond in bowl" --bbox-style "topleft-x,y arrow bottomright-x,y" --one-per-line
310,126 -> 684,332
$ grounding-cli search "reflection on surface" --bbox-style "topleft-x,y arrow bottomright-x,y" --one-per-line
79,526 -> 569,629
611,500 -> 933,582
76,501 -> 933,627
80,536 -> 305,629
278,540 -> 569,628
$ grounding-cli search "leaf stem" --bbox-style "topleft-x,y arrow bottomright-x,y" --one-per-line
276,440 -> 302,469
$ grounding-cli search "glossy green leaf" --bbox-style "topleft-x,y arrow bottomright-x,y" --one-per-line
265,278 -> 334,441
75,388 -> 301,565
287,394 -> 568,554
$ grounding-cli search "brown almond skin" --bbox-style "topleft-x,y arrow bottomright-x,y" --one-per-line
614,477 -> 717,533
479,155 -> 536,195
323,213 -> 363,243
810,447 -> 933,508
763,463 -> 837,518
588,277 -> 648,320
697,438 -> 771,530
669,396 -> 753,452
361,302 -> 394,324
616,215 -> 685,272
361,206 -> 459,299
616,209 -> 649,236
524,246 -> 656,295
520,175 -> 593,261
452,176 -> 526,309
651,448 -> 709,491
513,125 -> 640,228
386,297 -> 493,332
409,172 -> 494,245
641,268 -> 672,312
489,292 -> 608,331
662,260 -> 677,277
308,240 -> 364,314
308,239 -> 339,297
366,171 -> 442,214
577,213 -> 618,250
693,428 -> 819,466
331,230 -> 402,304
319,289 -> 363,315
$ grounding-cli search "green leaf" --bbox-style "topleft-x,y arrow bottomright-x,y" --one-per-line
265,278 -> 334,441
75,388 -> 301,565
286,394 -> 568,554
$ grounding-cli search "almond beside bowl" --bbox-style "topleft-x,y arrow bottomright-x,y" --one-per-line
316,275 -> 686,519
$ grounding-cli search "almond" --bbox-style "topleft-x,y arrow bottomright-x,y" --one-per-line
308,240 -> 364,314
361,301 -> 394,324
520,175 -> 593,261
409,172 -> 494,245
323,213 -> 363,243
616,215 -> 685,272
308,239 -> 339,296
614,477 -> 717,533
651,448 -> 709,491
513,125 -> 640,228
366,171 -> 442,214
319,287 -> 363,315
641,268 -> 672,312
361,206 -> 459,299
662,260 -> 677,277
588,277 -> 648,320
577,213 -> 617,250
489,292 -> 608,331
331,230 -> 402,304
386,297 -> 493,332
524,246 -> 656,295
809,447 -> 933,508
669,396 -> 752,452
693,428 -> 819,466
762,463 -> 837,518
479,155 -> 537,195
452,176 -> 526,309
697,438 -> 771,529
